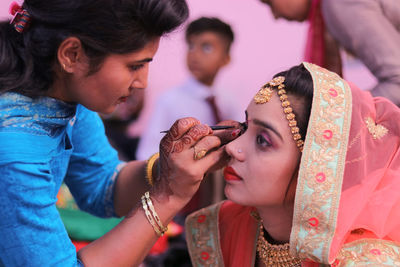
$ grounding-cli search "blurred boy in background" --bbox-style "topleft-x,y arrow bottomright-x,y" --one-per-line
136,17 -> 241,161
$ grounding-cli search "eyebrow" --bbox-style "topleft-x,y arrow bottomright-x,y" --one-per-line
252,118 -> 283,141
245,111 -> 283,140
134,58 -> 153,64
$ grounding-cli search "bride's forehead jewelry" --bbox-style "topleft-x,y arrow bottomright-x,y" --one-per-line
254,76 -> 304,152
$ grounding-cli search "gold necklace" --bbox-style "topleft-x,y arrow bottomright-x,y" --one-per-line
256,222 -> 301,267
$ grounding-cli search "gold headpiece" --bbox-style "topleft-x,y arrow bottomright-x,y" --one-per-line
254,76 -> 304,152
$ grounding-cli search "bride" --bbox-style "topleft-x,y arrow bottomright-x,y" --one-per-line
185,62 -> 400,266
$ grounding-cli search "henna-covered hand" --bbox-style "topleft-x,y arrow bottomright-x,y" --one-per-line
152,117 -> 223,204
204,120 -> 243,172
213,120 -> 243,145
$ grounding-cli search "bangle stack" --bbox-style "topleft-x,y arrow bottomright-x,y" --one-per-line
141,191 -> 168,237
145,152 -> 159,186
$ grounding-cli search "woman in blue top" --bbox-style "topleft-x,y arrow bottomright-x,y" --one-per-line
0,0 -> 237,266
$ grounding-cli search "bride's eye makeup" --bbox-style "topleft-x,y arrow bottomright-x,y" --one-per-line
256,131 -> 273,148
252,118 -> 282,150
241,111 -> 250,134
244,110 -> 282,149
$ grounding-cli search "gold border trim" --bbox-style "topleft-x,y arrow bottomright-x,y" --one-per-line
336,238 -> 400,266
290,62 -> 352,263
185,202 -> 225,267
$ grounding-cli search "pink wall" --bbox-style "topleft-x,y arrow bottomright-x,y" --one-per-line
138,0 -> 311,132
1,0 -> 375,134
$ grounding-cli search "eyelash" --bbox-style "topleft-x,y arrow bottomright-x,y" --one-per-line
240,122 -> 248,134
241,121 -> 272,148
130,64 -> 144,71
256,132 -> 272,148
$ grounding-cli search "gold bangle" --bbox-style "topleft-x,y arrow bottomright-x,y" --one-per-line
144,192 -> 168,235
141,195 -> 162,237
145,152 -> 159,186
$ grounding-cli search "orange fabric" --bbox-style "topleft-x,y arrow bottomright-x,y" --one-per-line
71,240 -> 90,251
219,202 -> 325,266
148,235 -> 169,255
345,229 -> 384,244
219,202 -> 258,267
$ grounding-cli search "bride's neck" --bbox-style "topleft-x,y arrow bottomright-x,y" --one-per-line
256,205 -> 294,243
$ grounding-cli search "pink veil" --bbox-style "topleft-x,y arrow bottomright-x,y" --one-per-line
290,63 -> 400,264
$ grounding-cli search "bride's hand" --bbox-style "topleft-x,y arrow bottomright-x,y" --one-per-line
152,117 -> 223,204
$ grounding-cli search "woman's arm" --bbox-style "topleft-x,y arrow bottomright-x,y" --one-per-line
112,160 -> 149,217
77,186 -> 184,267
78,117 -> 228,266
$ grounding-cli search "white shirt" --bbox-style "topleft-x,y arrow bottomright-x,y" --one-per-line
136,77 -> 243,160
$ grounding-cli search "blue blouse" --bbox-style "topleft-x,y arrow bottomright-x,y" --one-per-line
0,93 -> 123,266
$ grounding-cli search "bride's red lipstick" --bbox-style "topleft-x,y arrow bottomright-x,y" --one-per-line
223,166 -> 242,181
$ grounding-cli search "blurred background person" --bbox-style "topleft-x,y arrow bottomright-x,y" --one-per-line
259,0 -> 400,106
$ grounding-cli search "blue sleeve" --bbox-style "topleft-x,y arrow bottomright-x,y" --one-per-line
0,160 -> 82,267
65,105 -> 124,218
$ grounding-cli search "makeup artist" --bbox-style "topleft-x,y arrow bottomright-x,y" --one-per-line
0,0 -> 239,266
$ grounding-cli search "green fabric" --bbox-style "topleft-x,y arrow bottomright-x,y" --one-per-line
58,207 -> 123,241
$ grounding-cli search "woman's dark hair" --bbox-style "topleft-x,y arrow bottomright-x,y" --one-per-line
274,63 -> 313,138
274,63 -> 313,203
0,0 -> 189,97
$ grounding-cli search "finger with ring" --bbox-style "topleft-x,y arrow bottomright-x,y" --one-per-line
193,146 -> 207,160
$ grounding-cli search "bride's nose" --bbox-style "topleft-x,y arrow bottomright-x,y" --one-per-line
225,139 -> 245,162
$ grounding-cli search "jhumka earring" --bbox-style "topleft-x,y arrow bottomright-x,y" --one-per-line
254,76 -> 304,152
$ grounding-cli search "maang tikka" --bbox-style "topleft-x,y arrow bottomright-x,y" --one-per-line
254,76 -> 304,152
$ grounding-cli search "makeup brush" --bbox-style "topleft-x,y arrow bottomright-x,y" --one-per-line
160,125 -> 235,133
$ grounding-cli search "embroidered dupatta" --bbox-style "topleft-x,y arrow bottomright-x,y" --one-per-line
291,63 -> 400,265
186,63 -> 400,266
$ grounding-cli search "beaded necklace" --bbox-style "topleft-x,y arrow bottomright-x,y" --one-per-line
256,221 -> 301,267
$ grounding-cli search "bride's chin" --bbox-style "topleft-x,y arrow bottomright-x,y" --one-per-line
224,186 -> 234,200
224,186 -> 244,205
